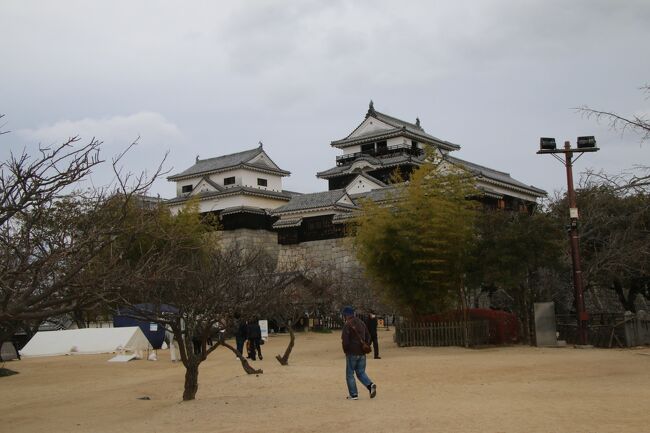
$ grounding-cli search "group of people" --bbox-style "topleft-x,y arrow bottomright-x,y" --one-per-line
234,317 -> 263,361
234,308 -> 381,401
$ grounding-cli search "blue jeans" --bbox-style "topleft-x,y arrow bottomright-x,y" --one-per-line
346,355 -> 373,397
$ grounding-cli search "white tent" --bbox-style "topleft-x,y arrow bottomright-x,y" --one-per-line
20,327 -> 152,357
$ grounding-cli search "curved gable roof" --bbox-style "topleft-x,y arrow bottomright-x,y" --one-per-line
272,189 -> 357,214
331,103 -> 460,151
444,155 -> 547,197
168,146 -> 290,181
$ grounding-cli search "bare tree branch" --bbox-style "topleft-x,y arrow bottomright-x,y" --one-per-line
574,84 -> 650,143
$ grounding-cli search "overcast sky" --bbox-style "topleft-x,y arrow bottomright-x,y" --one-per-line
2,0 -> 649,199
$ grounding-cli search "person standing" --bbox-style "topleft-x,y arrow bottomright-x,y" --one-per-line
247,318 -> 263,361
366,310 -> 381,359
234,316 -> 248,357
341,306 -> 377,400
165,328 -> 179,362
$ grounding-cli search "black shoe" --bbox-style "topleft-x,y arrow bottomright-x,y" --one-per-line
374,356 -> 381,359
369,383 -> 377,399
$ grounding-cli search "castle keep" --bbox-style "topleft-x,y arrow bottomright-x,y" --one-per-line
166,103 -> 546,270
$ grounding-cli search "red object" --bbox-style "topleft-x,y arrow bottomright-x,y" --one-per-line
419,308 -> 519,345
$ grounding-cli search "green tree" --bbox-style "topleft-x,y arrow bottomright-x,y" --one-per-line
469,209 -> 565,343
353,150 -> 479,317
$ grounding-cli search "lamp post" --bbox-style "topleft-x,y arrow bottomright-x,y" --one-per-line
537,136 -> 599,346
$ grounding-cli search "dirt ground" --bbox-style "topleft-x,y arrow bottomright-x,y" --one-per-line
1,329 -> 649,433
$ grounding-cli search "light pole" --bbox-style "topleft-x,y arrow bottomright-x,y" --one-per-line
537,136 -> 599,346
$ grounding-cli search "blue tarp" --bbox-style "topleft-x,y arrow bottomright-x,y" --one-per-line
113,304 -> 178,349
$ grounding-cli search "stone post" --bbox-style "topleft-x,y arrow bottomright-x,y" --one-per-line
623,311 -> 636,347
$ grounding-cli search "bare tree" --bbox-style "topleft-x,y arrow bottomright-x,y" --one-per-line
116,227 -> 309,400
571,169 -> 650,312
575,84 -> 650,143
220,252 -> 305,368
315,265 -> 388,317
0,127 -> 164,355
264,273 -> 318,366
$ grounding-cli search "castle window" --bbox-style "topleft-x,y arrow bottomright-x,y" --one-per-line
181,185 -> 192,193
224,176 -> 235,186
361,143 -> 375,153
257,178 -> 267,187
376,141 -> 387,152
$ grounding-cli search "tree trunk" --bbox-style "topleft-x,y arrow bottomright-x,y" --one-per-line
458,284 -> 470,348
520,287 -> 532,346
220,340 -> 263,375
276,325 -> 295,365
612,279 -> 635,312
182,362 -> 200,401
72,309 -> 87,329
0,328 -> 13,361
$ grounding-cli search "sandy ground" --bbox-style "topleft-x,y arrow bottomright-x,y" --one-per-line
1,329 -> 649,433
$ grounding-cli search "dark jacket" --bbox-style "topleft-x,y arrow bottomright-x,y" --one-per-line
247,322 -> 262,340
342,317 -> 371,356
235,320 -> 248,339
366,316 -> 378,337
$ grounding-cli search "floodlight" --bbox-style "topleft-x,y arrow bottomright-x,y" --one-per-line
576,136 -> 596,149
540,137 -> 556,150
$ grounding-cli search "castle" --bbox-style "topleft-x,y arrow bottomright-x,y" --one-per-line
166,102 -> 546,250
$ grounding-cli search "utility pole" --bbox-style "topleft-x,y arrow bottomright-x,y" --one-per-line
537,136 -> 599,346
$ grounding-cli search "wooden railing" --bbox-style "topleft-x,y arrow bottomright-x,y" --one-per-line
557,312 -> 650,348
336,144 -> 422,165
395,320 -> 490,348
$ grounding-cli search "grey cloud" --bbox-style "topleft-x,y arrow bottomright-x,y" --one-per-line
1,0 -> 649,198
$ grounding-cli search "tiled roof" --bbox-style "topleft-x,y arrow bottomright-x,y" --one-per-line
199,176 -> 224,192
219,206 -> 268,216
272,189 -> 356,214
166,186 -> 293,205
319,151 -> 545,198
477,185 -> 504,200
331,108 -> 460,151
168,146 -> 290,180
354,172 -> 387,187
444,155 -> 547,197
349,185 -> 404,204
317,153 -> 419,178
272,217 -> 303,228
332,213 -> 357,224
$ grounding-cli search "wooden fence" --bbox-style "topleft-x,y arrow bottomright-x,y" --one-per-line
395,320 -> 490,348
557,312 -> 650,348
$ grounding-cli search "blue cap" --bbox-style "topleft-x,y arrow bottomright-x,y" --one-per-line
342,306 -> 355,316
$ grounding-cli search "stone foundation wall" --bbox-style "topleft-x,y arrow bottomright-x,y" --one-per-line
212,229 -> 363,277
211,229 -> 280,261
276,237 -> 362,275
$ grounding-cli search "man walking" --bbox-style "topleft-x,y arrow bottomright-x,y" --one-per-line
341,306 -> 377,400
